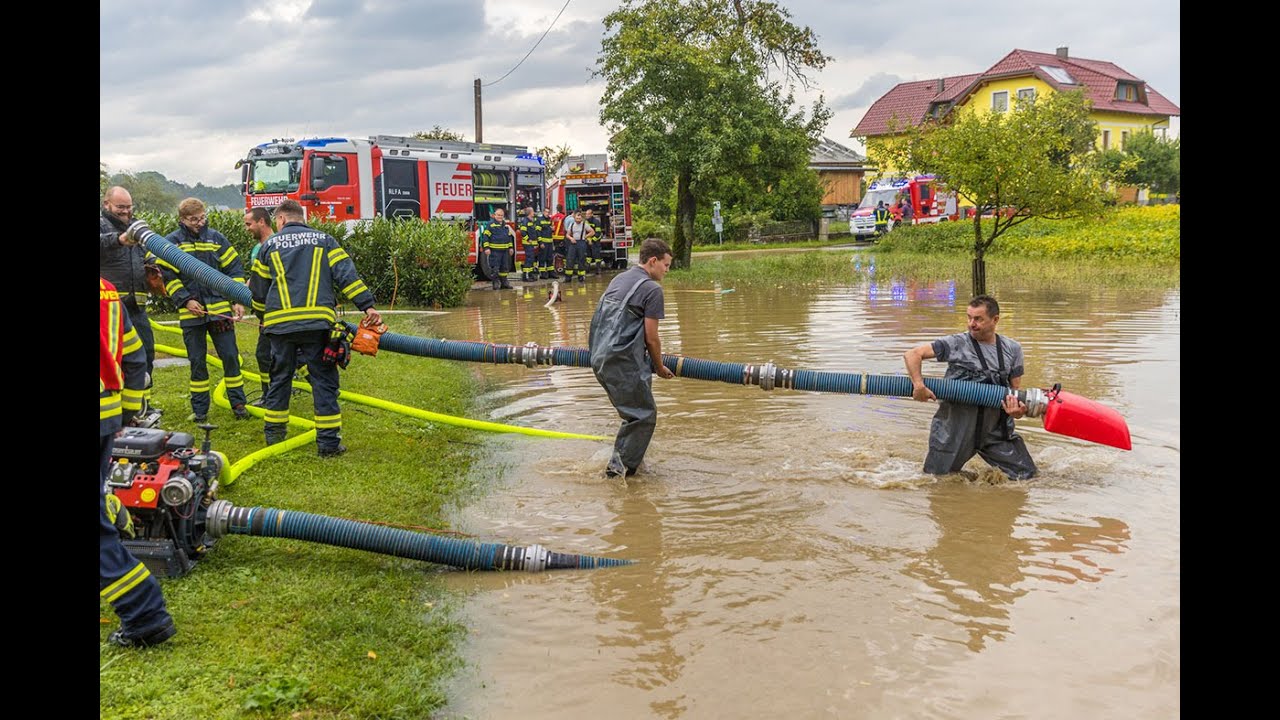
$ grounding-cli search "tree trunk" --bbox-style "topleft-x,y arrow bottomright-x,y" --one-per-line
971,215 -> 987,297
673,168 -> 695,269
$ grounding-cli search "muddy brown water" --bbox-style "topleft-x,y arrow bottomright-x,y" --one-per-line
409,259 -> 1179,719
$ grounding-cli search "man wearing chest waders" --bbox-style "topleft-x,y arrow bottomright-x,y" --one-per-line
903,294 -> 1037,480
590,238 -> 677,478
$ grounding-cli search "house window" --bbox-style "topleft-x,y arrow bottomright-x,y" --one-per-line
1114,83 -> 1138,101
1102,130 -> 1111,150
1016,87 -> 1036,105
1121,130 -> 1130,148
992,91 -> 1008,113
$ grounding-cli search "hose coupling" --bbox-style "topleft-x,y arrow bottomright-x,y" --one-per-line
759,362 -> 776,391
1019,388 -> 1048,418
520,544 -> 549,572
523,342 -> 540,368
205,499 -> 234,537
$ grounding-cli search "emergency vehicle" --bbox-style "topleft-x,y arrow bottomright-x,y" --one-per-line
850,175 -> 958,237
238,135 -> 546,278
545,154 -> 633,268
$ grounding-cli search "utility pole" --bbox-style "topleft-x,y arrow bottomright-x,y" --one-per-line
474,78 -> 483,143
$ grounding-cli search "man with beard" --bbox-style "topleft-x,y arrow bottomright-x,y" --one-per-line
99,186 -> 158,410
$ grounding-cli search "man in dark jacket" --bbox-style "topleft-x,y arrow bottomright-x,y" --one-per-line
157,198 -> 250,422
249,200 -> 381,457
100,186 -> 157,403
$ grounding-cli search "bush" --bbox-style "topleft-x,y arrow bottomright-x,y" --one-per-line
133,210 -> 474,313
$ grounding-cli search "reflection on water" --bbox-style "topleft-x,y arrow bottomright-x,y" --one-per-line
420,261 -> 1178,719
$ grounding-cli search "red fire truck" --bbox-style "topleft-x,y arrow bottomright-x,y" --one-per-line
545,154 -> 633,269
238,135 -> 546,278
849,175 -> 958,237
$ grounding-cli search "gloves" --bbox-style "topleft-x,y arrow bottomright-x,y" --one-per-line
352,319 -> 387,356
105,493 -> 136,539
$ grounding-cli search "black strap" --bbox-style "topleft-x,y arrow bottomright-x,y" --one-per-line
966,333 -> 1011,446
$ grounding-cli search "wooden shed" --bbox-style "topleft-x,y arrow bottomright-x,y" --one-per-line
809,137 -> 873,210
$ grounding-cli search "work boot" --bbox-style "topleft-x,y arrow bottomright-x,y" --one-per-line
492,278 -> 501,290
500,279 -> 513,289
108,616 -> 176,649
233,404 -> 250,420
317,444 -> 348,458
577,275 -> 586,284
187,412 -> 207,423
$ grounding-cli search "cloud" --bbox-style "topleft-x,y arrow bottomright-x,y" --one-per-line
99,0 -> 1178,186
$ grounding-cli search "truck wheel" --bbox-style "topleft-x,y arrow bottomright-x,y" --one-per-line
613,257 -> 628,270
476,258 -> 496,281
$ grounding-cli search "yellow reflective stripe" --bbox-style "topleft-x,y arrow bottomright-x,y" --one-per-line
100,393 -> 122,419
121,328 -> 142,356
190,380 -> 211,392
264,410 -> 290,423
314,414 -> 342,429
270,251 -> 290,308
342,279 -> 369,299
263,306 -> 337,326
306,247 -> 322,308
328,248 -> 349,266
155,258 -> 179,272
166,279 -> 184,295
102,562 -> 151,602
186,242 -> 222,252
252,259 -> 272,279
236,277 -> 249,284
224,375 -> 244,388
204,301 -> 232,315
107,297 -> 121,357
219,246 -> 238,266
121,388 -> 144,411
251,301 -> 266,312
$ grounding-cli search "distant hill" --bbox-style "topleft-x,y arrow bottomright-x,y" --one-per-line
107,170 -> 242,211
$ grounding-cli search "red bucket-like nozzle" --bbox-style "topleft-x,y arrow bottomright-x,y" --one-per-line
1041,390 -> 1131,450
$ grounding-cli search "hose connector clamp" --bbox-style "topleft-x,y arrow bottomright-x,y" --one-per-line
205,499 -> 234,538
523,342 -> 540,368
760,362 -> 776,391
521,544 -> 549,572
1020,388 -> 1048,418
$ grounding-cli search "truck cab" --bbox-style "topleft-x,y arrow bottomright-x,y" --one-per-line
849,175 -> 956,237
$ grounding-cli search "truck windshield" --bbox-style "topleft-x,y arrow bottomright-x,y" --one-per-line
857,187 -> 900,210
250,158 -> 301,194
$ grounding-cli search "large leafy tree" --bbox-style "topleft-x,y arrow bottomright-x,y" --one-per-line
597,0 -> 830,268
535,143 -> 574,174
886,90 -> 1120,295
413,125 -> 466,141
1102,130 -> 1179,196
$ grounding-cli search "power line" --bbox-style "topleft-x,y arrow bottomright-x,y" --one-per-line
483,0 -> 571,88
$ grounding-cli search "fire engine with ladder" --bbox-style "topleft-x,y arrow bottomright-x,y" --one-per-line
545,154 -> 633,269
238,135 -> 546,278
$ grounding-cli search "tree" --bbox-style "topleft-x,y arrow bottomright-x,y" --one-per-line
597,0 -> 830,268
535,144 -> 574,175
1120,130 -> 1179,195
886,90 -> 1120,295
413,125 -> 465,142
108,170 -> 181,213
100,162 -> 110,198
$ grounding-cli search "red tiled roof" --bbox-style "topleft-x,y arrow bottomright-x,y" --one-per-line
851,73 -> 981,137
852,49 -> 1179,137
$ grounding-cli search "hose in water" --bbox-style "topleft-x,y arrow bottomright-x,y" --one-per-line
132,227 -> 1044,415
205,500 -> 633,571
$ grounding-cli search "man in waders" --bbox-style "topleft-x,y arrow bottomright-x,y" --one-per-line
903,294 -> 1037,480
589,238 -> 676,478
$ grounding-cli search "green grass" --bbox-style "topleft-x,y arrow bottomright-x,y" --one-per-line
690,237 -> 854,253
101,319 -> 488,720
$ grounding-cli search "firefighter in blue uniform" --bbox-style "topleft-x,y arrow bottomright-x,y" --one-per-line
517,206 -> 542,282
584,208 -> 604,274
481,207 -> 516,289
100,277 -> 177,648
249,200 -> 382,457
537,207 -> 556,279
874,201 -> 891,238
157,198 -> 250,422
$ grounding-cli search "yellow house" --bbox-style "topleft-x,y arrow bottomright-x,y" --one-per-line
852,47 -> 1180,176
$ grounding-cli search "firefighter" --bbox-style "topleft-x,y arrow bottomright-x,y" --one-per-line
517,206 -> 542,282
550,204 -> 567,277
243,207 -> 276,402
589,239 -> 676,478
481,207 -> 516,290
563,209 -> 593,283
100,186 -> 159,410
874,201 -> 890,237
100,277 -> 177,648
537,206 -> 556,279
584,208 -> 604,274
158,198 -> 250,422
249,199 -> 382,457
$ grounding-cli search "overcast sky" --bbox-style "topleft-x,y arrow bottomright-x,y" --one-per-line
100,0 -> 1180,188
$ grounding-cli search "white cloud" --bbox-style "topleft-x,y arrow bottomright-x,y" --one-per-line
99,0 -> 1179,187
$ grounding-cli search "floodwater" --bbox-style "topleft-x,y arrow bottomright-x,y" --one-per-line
414,256 -> 1179,719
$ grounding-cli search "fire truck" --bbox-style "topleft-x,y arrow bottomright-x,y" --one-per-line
238,135 -> 546,278
849,175 -> 958,238
545,154 -> 633,269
